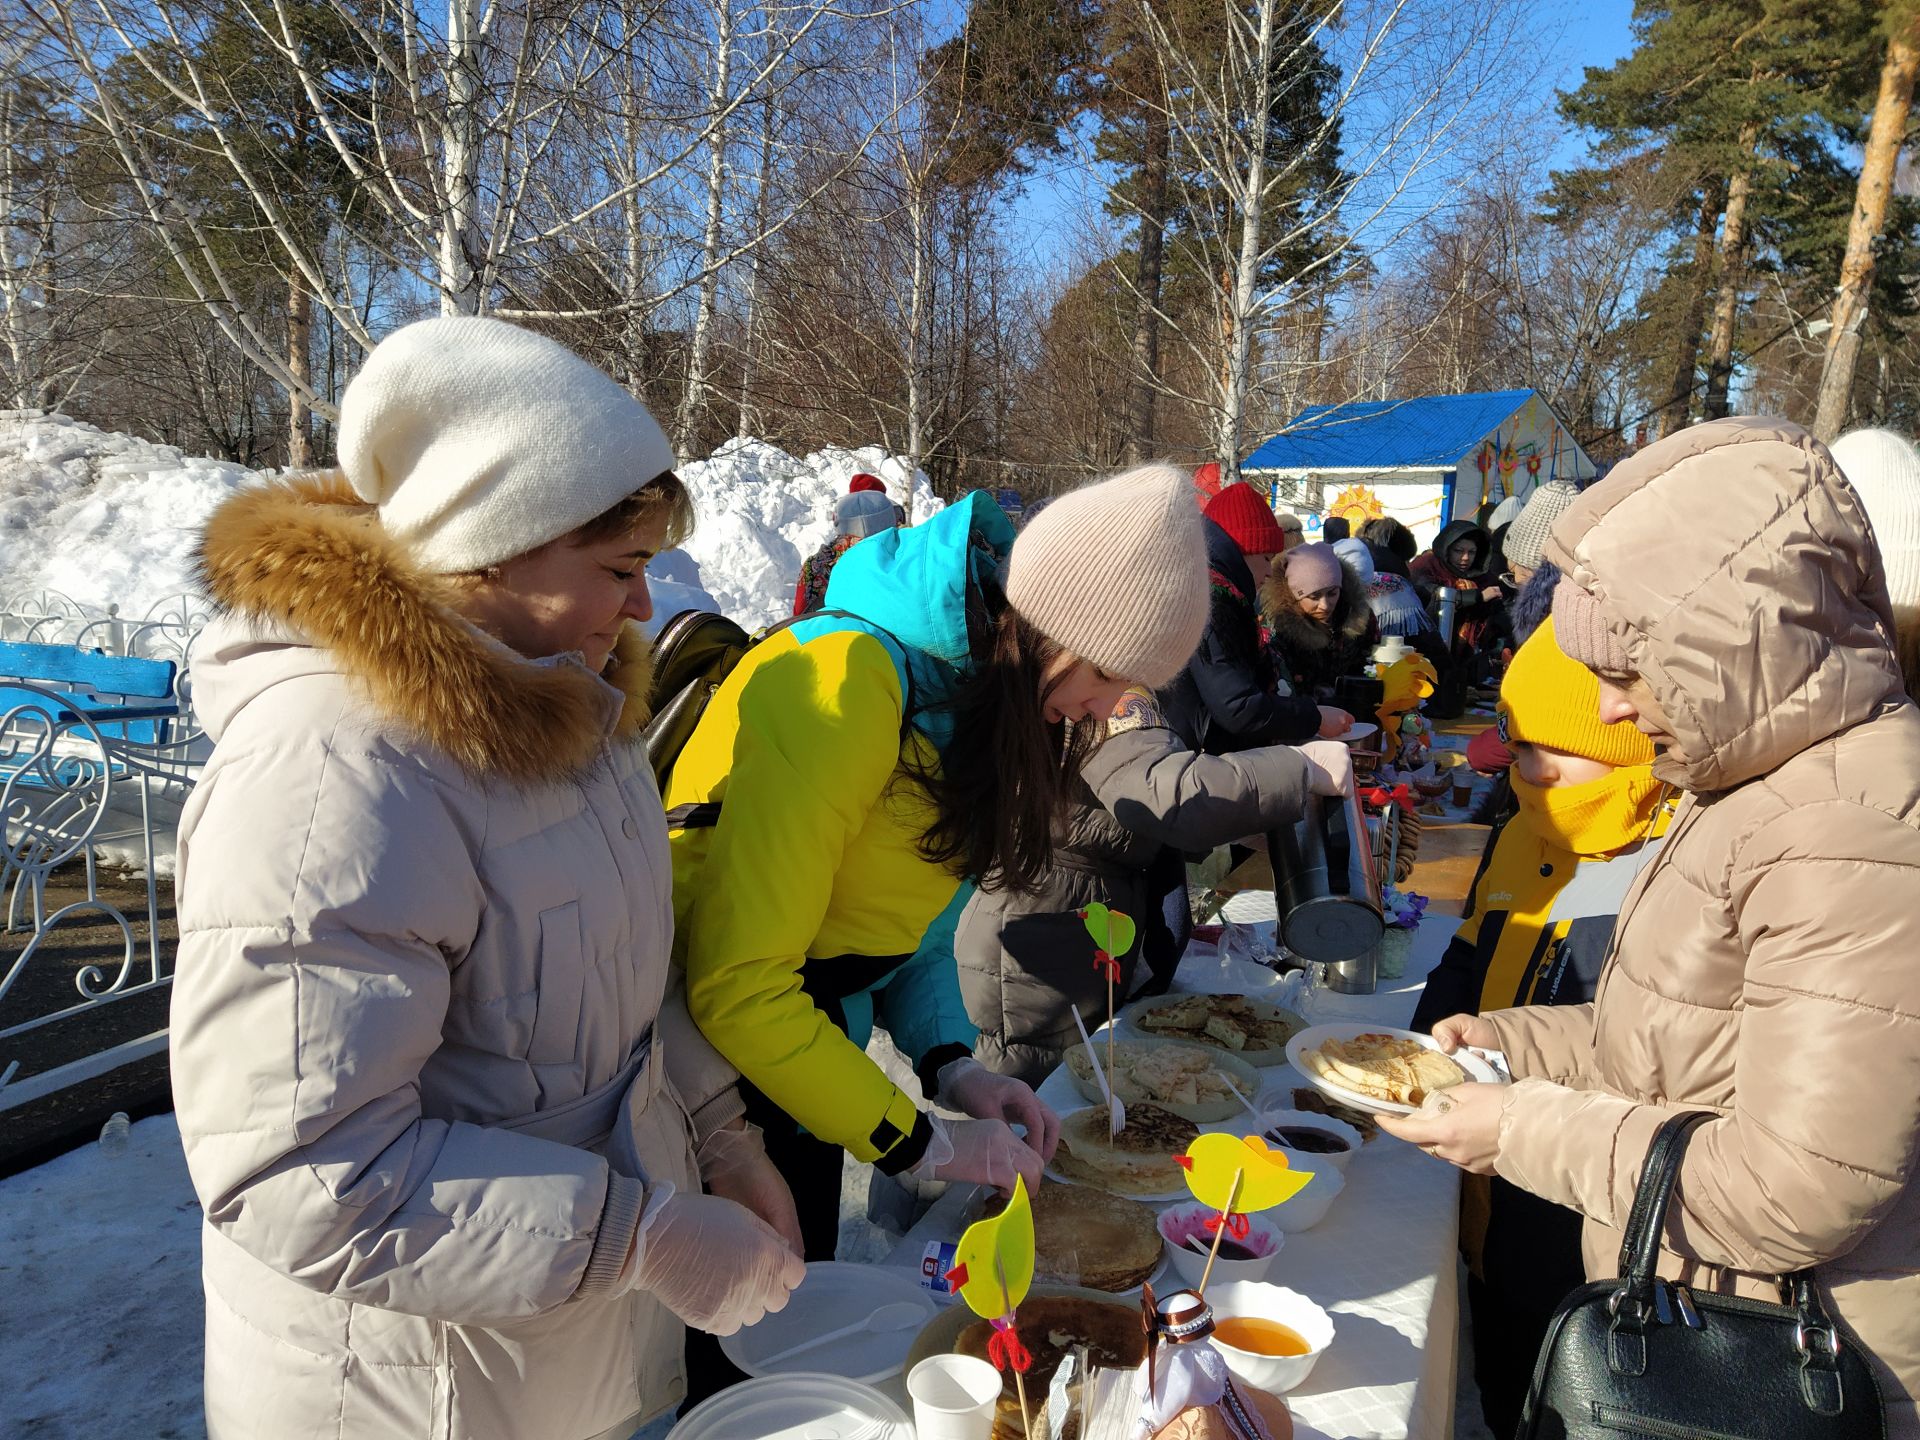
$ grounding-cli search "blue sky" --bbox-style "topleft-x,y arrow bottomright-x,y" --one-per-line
1006,0 -> 1641,276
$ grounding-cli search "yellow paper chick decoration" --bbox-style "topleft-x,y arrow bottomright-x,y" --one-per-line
944,1174 -> 1035,1320
1177,1133 -> 1314,1214
1376,652 -> 1440,738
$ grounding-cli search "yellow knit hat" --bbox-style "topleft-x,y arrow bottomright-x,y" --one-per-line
1498,627 -> 1655,767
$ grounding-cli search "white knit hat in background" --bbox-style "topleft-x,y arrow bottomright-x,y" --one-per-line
1005,463 -> 1209,689
337,316 -> 677,574
1503,477 -> 1582,574
1829,428 -> 1920,620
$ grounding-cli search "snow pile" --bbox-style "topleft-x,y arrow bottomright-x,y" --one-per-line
0,414 -> 940,640
0,411 -> 254,617
670,439 -> 944,629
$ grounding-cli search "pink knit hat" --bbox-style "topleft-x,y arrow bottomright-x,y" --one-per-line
1551,576 -> 1632,676
1006,463 -> 1209,688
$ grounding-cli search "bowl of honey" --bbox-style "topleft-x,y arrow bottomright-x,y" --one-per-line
1157,1202 -> 1284,1289
1206,1281 -> 1335,1393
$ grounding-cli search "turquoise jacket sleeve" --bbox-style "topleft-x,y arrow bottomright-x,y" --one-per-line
876,881 -> 980,1070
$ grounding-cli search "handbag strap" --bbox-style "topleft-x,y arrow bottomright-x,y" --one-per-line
1617,1110 -> 1715,1292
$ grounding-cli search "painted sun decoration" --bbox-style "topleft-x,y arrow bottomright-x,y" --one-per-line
1328,483 -> 1386,524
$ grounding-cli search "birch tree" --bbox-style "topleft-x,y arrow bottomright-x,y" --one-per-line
1118,0 -> 1530,480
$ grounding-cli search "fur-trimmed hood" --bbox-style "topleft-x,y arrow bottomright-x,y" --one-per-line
194,472 -> 654,783
1259,557 -> 1372,658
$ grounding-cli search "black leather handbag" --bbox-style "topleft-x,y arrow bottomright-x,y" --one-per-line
1518,1110 -> 1885,1440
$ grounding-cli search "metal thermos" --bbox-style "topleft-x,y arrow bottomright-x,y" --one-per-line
1269,794 -> 1383,993
1435,586 -> 1457,649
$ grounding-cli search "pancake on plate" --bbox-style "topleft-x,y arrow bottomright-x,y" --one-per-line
984,1182 -> 1161,1293
955,1293 -> 1145,1439
1134,993 -> 1305,1059
1050,1102 -> 1200,1198
1301,1032 -> 1466,1107
1065,1039 -> 1256,1122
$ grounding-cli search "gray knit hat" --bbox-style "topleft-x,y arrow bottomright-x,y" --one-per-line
1005,463 -> 1209,688
1504,478 -> 1582,573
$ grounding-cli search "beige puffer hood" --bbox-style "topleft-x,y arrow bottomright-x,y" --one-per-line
1486,419 -> 1920,1437
1541,416 -> 1905,792
172,474 -> 737,1440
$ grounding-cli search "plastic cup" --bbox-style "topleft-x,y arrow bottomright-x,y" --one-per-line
1451,777 -> 1473,806
907,1353 -> 1001,1440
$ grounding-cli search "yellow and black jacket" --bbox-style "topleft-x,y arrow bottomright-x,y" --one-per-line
668,494 -> 1014,1174
1412,768 -> 1673,1028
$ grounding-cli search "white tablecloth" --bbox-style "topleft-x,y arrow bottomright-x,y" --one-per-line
885,920 -> 1464,1440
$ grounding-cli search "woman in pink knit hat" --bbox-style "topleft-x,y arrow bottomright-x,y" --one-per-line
668,462 -> 1214,1399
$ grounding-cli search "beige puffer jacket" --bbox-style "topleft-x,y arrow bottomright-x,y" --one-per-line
1483,418 -> 1920,1436
171,476 -> 741,1439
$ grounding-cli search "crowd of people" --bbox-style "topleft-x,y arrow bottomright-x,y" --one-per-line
166,317 -> 1920,1440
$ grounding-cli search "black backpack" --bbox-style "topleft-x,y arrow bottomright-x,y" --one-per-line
641,607 -> 916,828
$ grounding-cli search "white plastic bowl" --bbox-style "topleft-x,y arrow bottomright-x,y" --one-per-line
1207,1280 -> 1335,1394
1157,1202 -> 1283,1289
1268,1156 -> 1345,1232
1253,1109 -> 1362,1173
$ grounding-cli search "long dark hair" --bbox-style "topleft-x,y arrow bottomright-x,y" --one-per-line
909,600 -> 1095,895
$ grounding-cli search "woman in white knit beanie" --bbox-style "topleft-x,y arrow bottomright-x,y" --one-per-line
1829,427 -> 1920,701
173,316 -> 802,1440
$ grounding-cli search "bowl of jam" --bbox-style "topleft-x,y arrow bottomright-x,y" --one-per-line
1158,1201 -> 1284,1289
1256,1110 -> 1361,1173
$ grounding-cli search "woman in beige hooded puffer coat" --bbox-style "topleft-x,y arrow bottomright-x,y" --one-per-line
170,317 -> 803,1440
1386,418 -> 1920,1436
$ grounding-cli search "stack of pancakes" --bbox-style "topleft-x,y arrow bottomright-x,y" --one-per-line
986,1183 -> 1162,1292
1050,1102 -> 1200,1197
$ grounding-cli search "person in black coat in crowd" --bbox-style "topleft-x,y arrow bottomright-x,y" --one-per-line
1157,485 -> 1353,753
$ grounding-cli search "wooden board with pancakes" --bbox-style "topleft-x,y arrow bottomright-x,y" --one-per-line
1046,1101 -> 1200,1199
1120,993 -> 1307,1065
906,1287 -> 1147,1440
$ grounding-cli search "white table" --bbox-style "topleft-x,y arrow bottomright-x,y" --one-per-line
885,920 -> 1464,1440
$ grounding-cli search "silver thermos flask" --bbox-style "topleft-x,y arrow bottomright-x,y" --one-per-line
1269,793 -> 1383,994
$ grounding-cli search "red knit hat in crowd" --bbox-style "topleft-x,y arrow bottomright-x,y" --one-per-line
1203,482 -> 1287,557
848,473 -> 887,494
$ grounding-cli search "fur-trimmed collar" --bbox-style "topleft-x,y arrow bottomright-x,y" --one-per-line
197,471 -> 654,784
1259,563 -> 1371,656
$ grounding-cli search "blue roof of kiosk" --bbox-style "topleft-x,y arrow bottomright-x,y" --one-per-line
1244,389 -> 1539,472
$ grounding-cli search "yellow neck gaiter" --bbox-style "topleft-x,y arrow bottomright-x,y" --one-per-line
1510,768 -> 1668,856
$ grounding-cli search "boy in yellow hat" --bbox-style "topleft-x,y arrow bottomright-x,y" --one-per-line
1410,625 -> 1673,1436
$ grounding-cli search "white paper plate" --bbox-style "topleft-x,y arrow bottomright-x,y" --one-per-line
1340,721 -> 1378,742
719,1262 -> 937,1385
668,1372 -> 912,1440
1286,1022 -> 1499,1116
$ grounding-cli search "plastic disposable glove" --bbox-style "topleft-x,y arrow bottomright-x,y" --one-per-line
1315,706 -> 1354,739
935,1056 -> 1061,1161
628,1185 -> 806,1336
908,1113 -> 1044,1197
697,1120 -> 804,1256
1296,739 -> 1354,798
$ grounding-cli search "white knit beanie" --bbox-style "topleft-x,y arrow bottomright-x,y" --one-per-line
1504,478 -> 1581,574
1829,428 -> 1920,620
337,316 -> 677,573
1005,463 -> 1209,689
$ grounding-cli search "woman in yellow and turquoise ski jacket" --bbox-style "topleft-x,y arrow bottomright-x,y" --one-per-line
666,468 -> 1210,1271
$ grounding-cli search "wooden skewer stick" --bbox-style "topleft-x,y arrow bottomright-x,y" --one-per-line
1196,1167 -> 1246,1300
995,1252 -> 1034,1439
1105,964 -> 1116,1105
